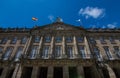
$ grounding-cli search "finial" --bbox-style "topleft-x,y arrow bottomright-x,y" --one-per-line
55,17 -> 63,23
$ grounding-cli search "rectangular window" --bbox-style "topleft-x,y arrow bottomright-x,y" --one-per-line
103,46 -> 112,59
3,47 -> 13,60
42,46 -> 49,59
11,37 -> 17,44
77,37 -> 84,43
66,37 -> 73,43
21,37 -> 27,44
55,46 -> 61,58
89,37 -> 96,44
0,38 -> 8,44
45,36 -> 51,42
29,46 -> 38,59
14,47 -> 23,61
93,47 -> 102,61
34,36 -> 40,43
100,37 -> 106,44
67,46 -> 73,58
55,36 -> 62,43
78,46 -> 86,58
114,46 -> 120,57
109,37 -> 116,44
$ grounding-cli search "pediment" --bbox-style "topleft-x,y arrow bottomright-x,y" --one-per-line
31,22 -> 86,35
32,22 -> 85,30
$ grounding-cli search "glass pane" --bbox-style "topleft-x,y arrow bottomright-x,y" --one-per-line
21,37 -> 27,44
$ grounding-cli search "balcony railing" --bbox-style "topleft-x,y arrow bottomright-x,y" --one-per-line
21,54 -> 93,60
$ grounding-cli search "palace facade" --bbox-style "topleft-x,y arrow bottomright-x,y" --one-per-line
0,18 -> 120,78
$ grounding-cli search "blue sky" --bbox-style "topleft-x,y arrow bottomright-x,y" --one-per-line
0,0 -> 120,28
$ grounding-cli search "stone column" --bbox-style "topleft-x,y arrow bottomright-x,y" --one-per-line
24,35 -> 32,55
0,67 -> 9,78
63,66 -> 69,78
77,66 -> 85,78
91,66 -> 101,78
47,66 -> 53,78
31,66 -> 39,78
12,64 -> 20,78
84,36 -> 91,58
50,36 -> 54,58
62,36 -> 66,58
38,36 -> 43,55
105,64 -> 116,78
73,36 -> 78,58
10,46 -> 18,60
15,65 -> 22,78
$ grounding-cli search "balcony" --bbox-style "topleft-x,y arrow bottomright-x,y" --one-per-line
21,54 -> 93,60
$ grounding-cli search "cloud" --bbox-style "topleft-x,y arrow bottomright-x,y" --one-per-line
79,7 -> 105,19
107,22 -> 117,28
48,15 -> 55,22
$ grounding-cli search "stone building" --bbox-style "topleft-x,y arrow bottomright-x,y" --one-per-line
0,18 -> 120,78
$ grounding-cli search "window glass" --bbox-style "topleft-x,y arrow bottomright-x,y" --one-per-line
29,46 -> 38,59
0,38 -> 8,44
66,37 -> 73,42
45,36 -> 51,42
14,47 -> 23,61
93,47 -> 101,59
21,37 -> 27,44
78,46 -> 86,58
103,46 -> 112,59
3,47 -> 13,60
89,37 -> 96,44
77,37 -> 84,43
100,37 -> 106,44
55,46 -> 61,57
67,46 -> 73,58
11,37 -> 17,44
55,37 -> 62,43
0,47 -> 3,53
42,46 -> 49,58
35,36 -> 40,43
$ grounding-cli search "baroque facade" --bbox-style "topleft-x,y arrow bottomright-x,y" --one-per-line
0,18 -> 120,78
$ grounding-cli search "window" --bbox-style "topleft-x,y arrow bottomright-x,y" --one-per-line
0,38 -> 8,44
78,46 -> 86,58
3,47 -> 13,60
66,36 -> 73,42
55,36 -> 62,43
77,37 -> 84,43
0,47 -> 3,53
42,46 -> 49,58
29,46 -> 38,59
100,37 -> 106,44
34,36 -> 40,43
55,46 -> 61,57
93,47 -> 102,61
45,36 -> 51,42
21,37 -> 27,44
103,46 -> 112,59
14,47 -> 23,61
113,46 -> 120,57
109,37 -> 115,43
67,46 -> 73,58
11,37 -> 17,44
89,37 -> 96,44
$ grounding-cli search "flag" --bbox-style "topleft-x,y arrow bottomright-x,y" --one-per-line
32,17 -> 38,21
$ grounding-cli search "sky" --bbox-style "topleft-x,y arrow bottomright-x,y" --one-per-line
0,0 -> 120,28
